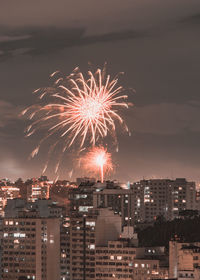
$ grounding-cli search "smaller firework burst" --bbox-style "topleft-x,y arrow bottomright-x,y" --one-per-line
80,146 -> 113,183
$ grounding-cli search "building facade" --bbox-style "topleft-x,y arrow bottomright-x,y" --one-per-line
2,211 -> 60,280
69,208 -> 122,280
132,178 -> 197,223
169,241 -> 200,280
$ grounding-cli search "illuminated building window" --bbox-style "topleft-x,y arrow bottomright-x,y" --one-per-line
152,270 -> 159,275
86,221 -> 95,226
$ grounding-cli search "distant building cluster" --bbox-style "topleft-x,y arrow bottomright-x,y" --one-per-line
70,178 -> 199,226
0,176 -> 199,279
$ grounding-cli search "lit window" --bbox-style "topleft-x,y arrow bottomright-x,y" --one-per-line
117,256 -> 122,260
152,270 -> 159,275
86,221 -> 95,226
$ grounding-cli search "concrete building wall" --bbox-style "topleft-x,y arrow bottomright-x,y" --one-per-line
132,178 -> 197,223
95,240 -> 168,280
2,216 -> 60,280
169,241 -> 200,279
95,208 -> 121,246
46,218 -> 60,280
35,220 -> 42,280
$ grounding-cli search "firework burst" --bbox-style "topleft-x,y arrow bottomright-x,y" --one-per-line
80,146 -> 113,183
22,65 -> 132,175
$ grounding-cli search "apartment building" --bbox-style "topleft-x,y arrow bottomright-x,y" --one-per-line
169,241 -> 200,279
96,241 -> 168,280
132,178 -> 196,223
2,211 -> 60,280
69,208 -> 121,280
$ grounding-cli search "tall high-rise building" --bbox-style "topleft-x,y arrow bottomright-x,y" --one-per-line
93,186 -> 135,226
69,181 -> 135,227
69,208 -> 122,280
60,217 -> 70,280
131,178 -> 197,223
2,199 -> 68,280
2,211 -> 60,280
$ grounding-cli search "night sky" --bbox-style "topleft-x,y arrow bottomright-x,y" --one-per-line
1,0 -> 200,182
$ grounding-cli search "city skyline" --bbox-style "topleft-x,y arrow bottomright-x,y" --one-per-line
0,0 -> 200,182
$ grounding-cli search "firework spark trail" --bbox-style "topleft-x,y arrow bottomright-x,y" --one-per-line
23,65 -> 132,174
80,146 -> 113,183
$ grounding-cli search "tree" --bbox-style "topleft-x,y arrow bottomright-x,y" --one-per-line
15,178 -> 24,186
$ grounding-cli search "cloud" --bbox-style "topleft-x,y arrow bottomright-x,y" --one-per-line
179,13 -> 200,25
0,1 -> 199,61
0,0 -> 199,30
0,100 -> 22,128
131,102 -> 200,135
0,26 -> 147,60
0,35 -> 31,43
